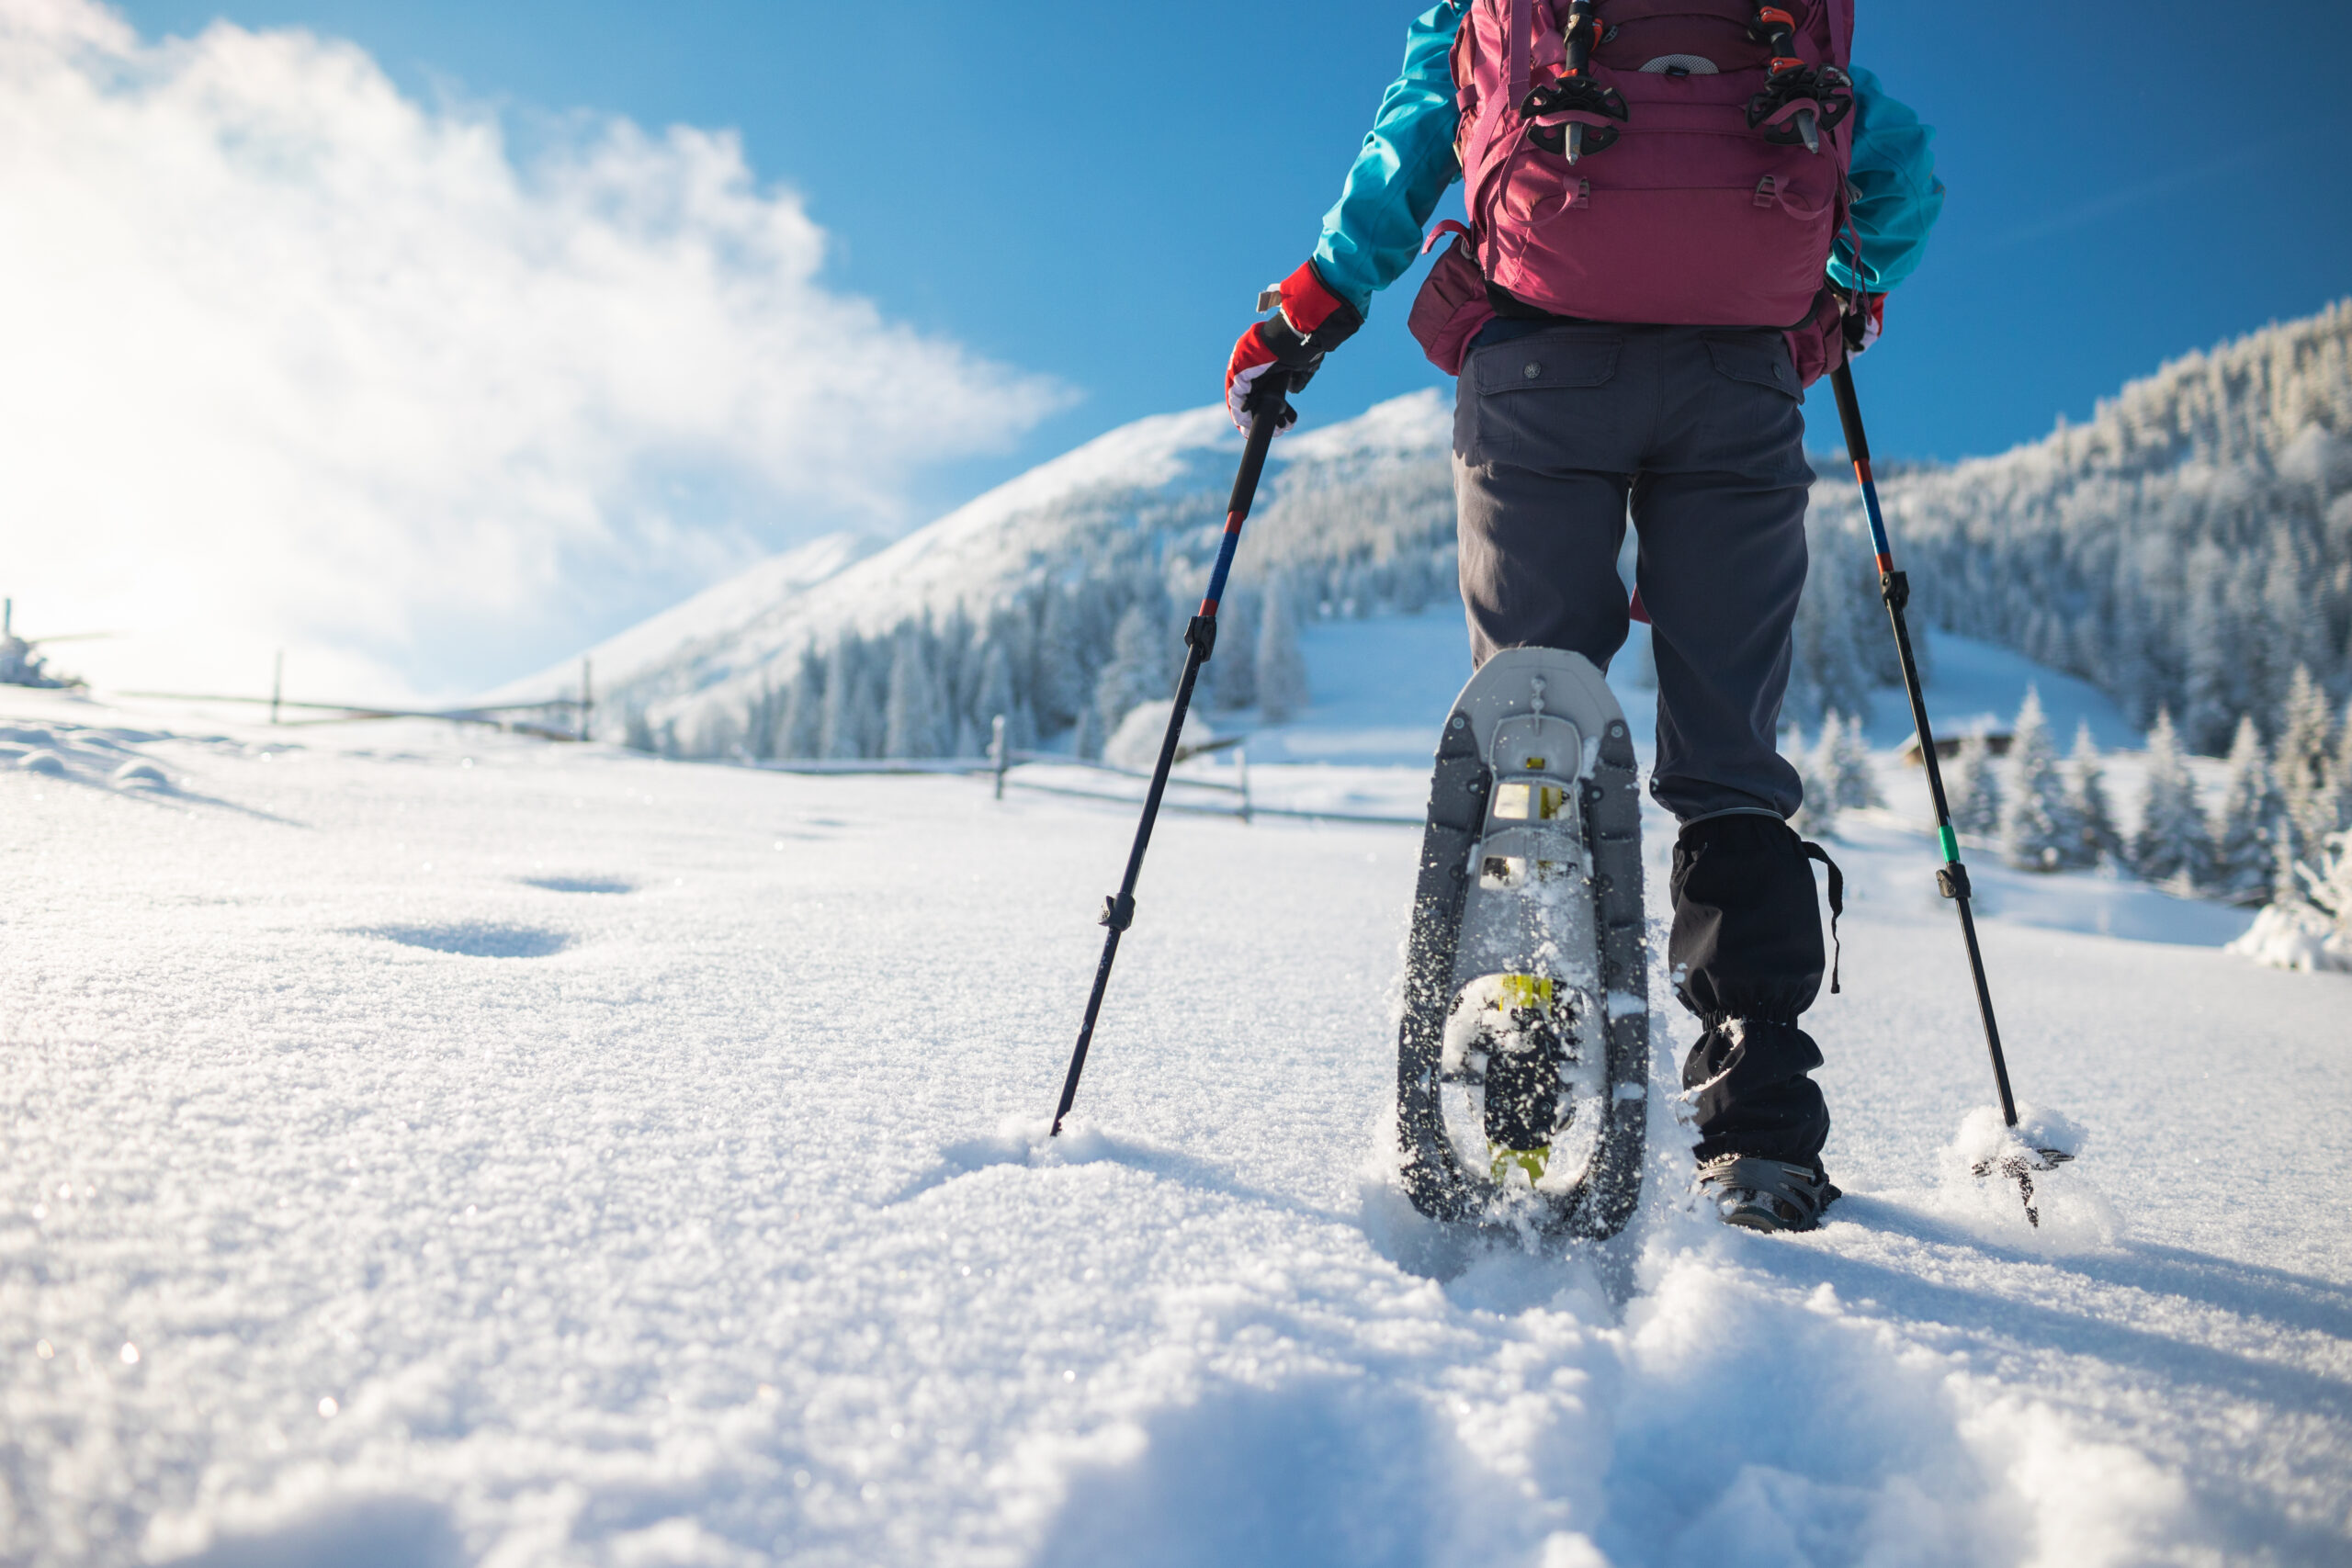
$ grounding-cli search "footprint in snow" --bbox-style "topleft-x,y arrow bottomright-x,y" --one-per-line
366,922 -> 573,959
519,875 -> 637,895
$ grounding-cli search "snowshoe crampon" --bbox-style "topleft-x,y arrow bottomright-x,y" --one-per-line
1396,649 -> 1647,1240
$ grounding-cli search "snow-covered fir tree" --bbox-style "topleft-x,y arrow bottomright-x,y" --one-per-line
884,624 -> 947,759
2299,829 -> 2352,932
1820,711 -> 1883,811
2001,688 -> 2075,872
1204,584 -> 1260,711
2270,818 -> 2303,908
1255,577 -> 1310,723
742,682 -> 783,761
1783,724 -> 1837,838
1092,600 -> 1175,747
779,649 -> 826,759
1950,728 -> 2003,840
2065,723 -> 2124,869
1784,547 -> 1877,731
2206,715 -> 2287,904
970,641 -> 1021,753
1031,590 -> 1090,740
2275,666 -> 2339,852
2133,708 -> 2205,886
2336,699 -> 2352,831
821,635 -> 880,759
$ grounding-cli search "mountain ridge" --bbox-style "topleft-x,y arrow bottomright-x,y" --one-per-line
537,301 -> 2351,761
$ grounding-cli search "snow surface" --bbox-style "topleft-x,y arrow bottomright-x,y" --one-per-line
5,650 -> 2348,1565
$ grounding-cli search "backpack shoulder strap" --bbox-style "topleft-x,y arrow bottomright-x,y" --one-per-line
1509,0 -> 1531,106
1458,0 -> 1532,202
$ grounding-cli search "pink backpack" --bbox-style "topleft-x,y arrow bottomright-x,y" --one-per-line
1413,0 -> 1856,377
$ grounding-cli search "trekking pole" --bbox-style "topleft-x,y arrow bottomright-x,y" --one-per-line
1048,375 -> 1291,1135
1826,362 -> 2021,1129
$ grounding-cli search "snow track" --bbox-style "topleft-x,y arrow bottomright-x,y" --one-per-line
2,691 -> 2346,1566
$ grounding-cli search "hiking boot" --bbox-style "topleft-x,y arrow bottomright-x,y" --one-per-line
1696,1155 -> 1840,1233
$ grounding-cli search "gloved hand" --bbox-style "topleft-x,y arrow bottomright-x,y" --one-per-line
1225,260 -> 1363,434
1843,291 -> 1886,355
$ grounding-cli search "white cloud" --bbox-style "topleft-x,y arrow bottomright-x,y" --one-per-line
0,0 -> 1065,700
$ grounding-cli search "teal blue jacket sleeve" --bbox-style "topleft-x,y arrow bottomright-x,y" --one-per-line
1311,1 -> 1470,318
1829,67 -> 1944,293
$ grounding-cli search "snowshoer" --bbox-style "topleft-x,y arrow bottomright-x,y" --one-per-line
1227,0 -> 1941,1233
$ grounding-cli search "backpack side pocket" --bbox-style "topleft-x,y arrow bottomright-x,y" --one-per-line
1408,224 -> 1498,376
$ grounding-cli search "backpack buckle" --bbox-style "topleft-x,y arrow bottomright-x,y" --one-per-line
1754,175 -> 1778,209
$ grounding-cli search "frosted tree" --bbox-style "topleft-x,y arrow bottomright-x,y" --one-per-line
742,682 -> 783,761
1093,600 -> 1175,744
1786,553 -> 1876,730
2001,687 -> 2075,872
2298,829 -> 2352,932
884,625 -> 947,759
823,634 -> 885,759
1950,728 -> 2003,840
2133,709 -> 2205,886
971,641 -> 1020,752
1783,724 -> 1837,838
2205,715 -> 2286,904
1821,711 -> 1883,811
692,704 -> 742,761
2064,723 -> 2124,868
2275,666 -> 2338,852
779,648 -> 827,760
1204,584 -> 1260,711
2336,698 -> 2352,831
1256,577 -> 1311,723
2269,819 -> 2304,908
1031,590 -> 1090,738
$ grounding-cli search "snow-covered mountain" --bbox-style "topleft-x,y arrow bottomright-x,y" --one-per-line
537,300 -> 2351,761
512,392 -> 1463,759
1820,299 -> 2352,751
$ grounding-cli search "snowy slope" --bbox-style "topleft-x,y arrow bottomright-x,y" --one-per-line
494,395 -> 1455,727
5,665 -> 2346,1567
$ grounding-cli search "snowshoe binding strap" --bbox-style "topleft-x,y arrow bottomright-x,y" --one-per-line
1746,6 -> 1851,153
1522,0 -> 1626,163
1799,839 -> 1844,994
1697,1155 -> 1840,1232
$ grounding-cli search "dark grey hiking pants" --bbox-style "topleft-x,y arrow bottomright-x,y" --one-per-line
1453,321 -> 1813,823
1453,321 -> 1833,1173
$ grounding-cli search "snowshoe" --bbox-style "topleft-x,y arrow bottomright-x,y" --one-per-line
1695,1155 -> 1839,1233
1395,649 -> 1648,1240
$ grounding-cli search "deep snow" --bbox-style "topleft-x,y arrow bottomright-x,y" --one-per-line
3,650 -> 2346,1566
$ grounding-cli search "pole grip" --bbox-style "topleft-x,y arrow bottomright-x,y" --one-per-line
1226,378 -> 1287,520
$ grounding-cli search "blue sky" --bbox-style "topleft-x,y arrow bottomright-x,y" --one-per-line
115,0 -> 2352,490
26,0 -> 2343,696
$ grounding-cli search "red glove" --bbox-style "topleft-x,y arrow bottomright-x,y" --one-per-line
1843,291 -> 1886,355
1224,261 -> 1363,434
